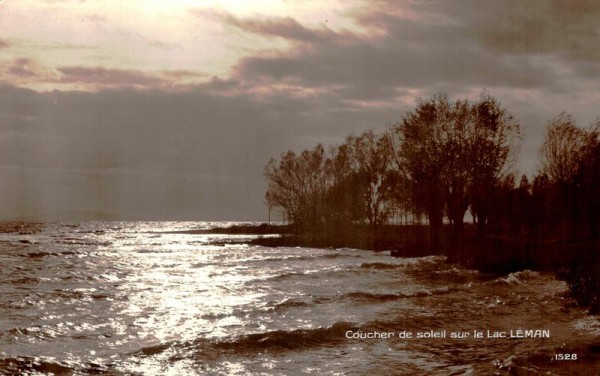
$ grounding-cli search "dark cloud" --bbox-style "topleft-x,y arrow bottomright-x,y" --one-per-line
220,0 -> 598,100
57,66 -> 170,89
218,0 -> 599,175
443,0 -> 600,61
234,41 -> 561,99
0,39 -> 10,49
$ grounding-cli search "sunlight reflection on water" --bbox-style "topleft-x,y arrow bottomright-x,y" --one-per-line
1,222 -> 599,375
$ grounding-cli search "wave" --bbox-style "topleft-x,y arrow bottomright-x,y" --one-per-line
210,321 -> 356,353
244,255 -> 313,263
0,357 -> 74,375
200,312 -> 230,320
267,299 -> 311,312
91,293 -> 111,300
0,356 -> 110,375
497,270 -> 541,285
136,321 -> 357,360
360,262 -> 404,270
260,266 -> 349,282
22,251 -> 79,258
191,262 -> 212,268
341,287 -> 456,302
342,291 -> 406,301
140,342 -> 172,356
56,239 -> 112,246
1,326 -> 59,340
404,258 -> 483,284
321,253 -> 361,259
265,271 -> 307,281
136,249 -> 172,254
10,276 -> 42,284
244,252 -> 360,264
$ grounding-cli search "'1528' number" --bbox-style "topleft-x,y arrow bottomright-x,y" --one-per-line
554,354 -> 578,361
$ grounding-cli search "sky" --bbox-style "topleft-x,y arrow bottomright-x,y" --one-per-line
0,0 -> 599,220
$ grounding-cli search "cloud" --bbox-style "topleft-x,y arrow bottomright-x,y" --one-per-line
187,1 -> 600,181
7,58 -> 40,78
56,66 -> 210,90
194,8 -> 345,45
206,0 -> 598,104
161,69 -> 206,82
0,57 -> 59,87
0,39 -> 10,49
0,60 -> 207,91
57,66 -> 170,89
440,0 -> 600,61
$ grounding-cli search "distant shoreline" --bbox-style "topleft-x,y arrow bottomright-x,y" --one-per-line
0,221 -> 45,234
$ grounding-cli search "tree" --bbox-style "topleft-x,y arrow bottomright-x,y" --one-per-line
579,124 -> 600,238
346,130 -> 396,226
391,91 -> 520,242
437,97 -> 472,237
322,143 -> 363,227
264,144 -> 329,231
540,112 -> 591,184
516,174 -> 533,237
391,93 -> 450,245
530,173 -> 553,240
469,92 -> 520,235
539,113 -> 598,238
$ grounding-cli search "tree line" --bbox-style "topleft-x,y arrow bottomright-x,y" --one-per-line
264,92 -> 600,244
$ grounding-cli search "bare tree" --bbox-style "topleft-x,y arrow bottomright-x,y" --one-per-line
541,112 -> 591,184
540,114 -> 600,238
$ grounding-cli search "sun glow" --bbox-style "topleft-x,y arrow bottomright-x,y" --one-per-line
0,0 -> 365,91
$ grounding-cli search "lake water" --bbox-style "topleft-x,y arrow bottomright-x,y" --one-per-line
1,222 -> 599,375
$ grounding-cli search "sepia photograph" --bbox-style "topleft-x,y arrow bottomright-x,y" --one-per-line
0,0 -> 599,374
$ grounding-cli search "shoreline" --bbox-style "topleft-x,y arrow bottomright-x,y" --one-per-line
4,220 -> 598,313
202,222 -> 600,313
